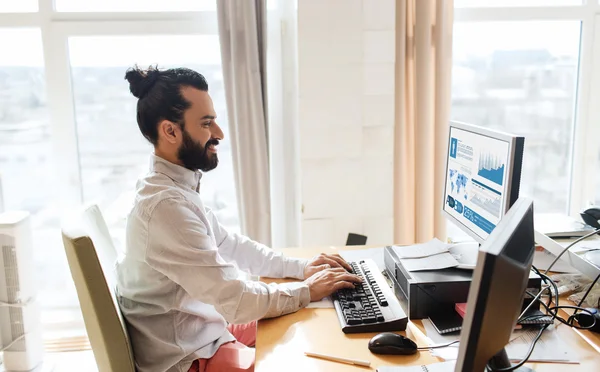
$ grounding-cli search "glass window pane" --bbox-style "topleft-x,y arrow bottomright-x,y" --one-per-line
56,0 -> 215,12
0,0 -> 37,12
0,29 -> 82,322
68,35 -> 240,247
451,21 -> 581,214
455,0 -> 581,7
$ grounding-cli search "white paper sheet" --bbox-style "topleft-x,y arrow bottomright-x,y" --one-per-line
392,239 -> 451,259
399,253 -> 459,272
305,296 -> 334,309
505,325 -> 578,363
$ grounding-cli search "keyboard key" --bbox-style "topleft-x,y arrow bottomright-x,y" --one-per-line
347,318 -> 362,325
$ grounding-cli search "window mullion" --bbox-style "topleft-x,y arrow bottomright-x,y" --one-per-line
40,22 -> 83,206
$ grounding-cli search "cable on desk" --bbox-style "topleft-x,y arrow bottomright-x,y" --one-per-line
544,228 -> 600,275
485,324 -> 549,372
487,265 -> 599,371
417,340 -> 459,350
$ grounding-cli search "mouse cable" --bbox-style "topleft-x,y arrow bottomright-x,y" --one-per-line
544,228 -> 600,275
417,340 -> 459,350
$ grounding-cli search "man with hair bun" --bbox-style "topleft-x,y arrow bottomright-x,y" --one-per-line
117,66 -> 362,372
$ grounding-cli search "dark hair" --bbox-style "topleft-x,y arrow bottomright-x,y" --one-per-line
124,65 -> 209,145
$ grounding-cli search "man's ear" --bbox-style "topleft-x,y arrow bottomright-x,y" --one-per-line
158,120 -> 179,144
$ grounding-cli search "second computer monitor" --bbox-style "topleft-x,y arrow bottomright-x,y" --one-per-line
455,197 -> 536,371
443,121 -> 524,243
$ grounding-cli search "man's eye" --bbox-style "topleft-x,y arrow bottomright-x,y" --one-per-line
203,121 -> 212,127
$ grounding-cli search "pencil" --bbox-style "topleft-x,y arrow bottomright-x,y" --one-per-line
304,351 -> 371,367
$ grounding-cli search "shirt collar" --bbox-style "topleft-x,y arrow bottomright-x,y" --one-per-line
150,154 -> 202,192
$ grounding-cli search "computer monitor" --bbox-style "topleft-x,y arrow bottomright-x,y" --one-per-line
443,121 -> 525,243
455,197 -> 536,372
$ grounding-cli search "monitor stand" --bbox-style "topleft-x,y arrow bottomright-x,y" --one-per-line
487,349 -> 534,372
585,250 -> 600,268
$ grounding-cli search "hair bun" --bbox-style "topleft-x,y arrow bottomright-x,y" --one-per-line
125,66 -> 161,99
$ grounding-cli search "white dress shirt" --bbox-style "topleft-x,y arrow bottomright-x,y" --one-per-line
116,154 -> 310,372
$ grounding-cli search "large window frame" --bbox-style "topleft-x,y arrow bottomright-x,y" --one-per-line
0,0 -> 219,334
454,1 -> 600,217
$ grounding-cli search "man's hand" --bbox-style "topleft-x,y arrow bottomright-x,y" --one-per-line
304,268 -> 362,302
304,253 -> 353,279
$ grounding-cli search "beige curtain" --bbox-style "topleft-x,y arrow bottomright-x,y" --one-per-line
394,0 -> 454,245
217,0 -> 272,245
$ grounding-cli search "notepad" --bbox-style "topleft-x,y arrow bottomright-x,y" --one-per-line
428,311 -> 463,335
455,303 -> 553,326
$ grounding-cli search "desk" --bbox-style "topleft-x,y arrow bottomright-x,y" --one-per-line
256,246 -> 600,371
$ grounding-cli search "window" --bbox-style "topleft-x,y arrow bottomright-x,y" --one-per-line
0,0 -> 238,341
449,2 -> 600,240
55,0 -> 215,12
451,21 -> 581,214
0,28 -> 83,328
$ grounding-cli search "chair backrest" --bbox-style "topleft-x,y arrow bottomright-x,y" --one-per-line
61,205 -> 136,372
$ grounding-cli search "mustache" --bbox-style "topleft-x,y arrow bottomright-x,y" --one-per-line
206,139 -> 220,147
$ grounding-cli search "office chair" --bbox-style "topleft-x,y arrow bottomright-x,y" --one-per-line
61,205 -> 136,372
346,233 -> 368,246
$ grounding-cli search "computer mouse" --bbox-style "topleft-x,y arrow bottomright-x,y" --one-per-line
368,332 -> 418,355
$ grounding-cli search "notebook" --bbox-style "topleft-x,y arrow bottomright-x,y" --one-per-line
428,311 -> 463,335
377,361 -> 456,372
455,302 -> 553,326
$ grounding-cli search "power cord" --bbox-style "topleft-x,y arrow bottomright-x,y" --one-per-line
544,228 -> 600,275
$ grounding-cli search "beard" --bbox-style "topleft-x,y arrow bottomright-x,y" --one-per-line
177,129 -> 219,172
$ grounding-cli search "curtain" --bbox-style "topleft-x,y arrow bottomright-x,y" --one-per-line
394,0 -> 454,245
217,0 -> 272,245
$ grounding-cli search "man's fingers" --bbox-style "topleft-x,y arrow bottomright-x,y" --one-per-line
333,281 -> 356,291
334,272 -> 362,283
324,253 -> 352,271
326,267 -> 347,274
314,256 -> 343,269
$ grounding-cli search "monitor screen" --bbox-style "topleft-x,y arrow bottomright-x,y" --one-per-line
443,123 -> 516,241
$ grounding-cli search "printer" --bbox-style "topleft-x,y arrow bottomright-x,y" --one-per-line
383,245 -> 543,319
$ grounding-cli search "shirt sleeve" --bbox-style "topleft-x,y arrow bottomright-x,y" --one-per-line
206,209 -> 308,280
144,198 -> 311,324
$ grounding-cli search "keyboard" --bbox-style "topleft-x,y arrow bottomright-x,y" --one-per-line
332,259 -> 408,334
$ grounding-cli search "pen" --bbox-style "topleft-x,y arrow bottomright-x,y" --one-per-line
304,351 -> 371,367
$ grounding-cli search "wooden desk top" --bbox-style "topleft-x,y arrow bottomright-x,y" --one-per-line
255,246 -> 600,371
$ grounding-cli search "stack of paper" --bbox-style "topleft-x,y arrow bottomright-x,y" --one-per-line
392,239 -> 460,271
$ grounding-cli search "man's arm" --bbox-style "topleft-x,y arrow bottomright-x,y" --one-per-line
145,198 -> 310,324
206,209 -> 308,279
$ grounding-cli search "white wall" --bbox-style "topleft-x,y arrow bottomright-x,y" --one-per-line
297,0 -> 396,247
